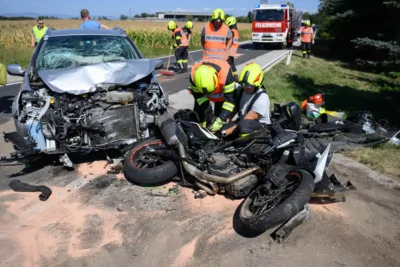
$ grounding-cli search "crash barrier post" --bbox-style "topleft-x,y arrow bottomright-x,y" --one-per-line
262,50 -> 292,72
286,50 -> 293,65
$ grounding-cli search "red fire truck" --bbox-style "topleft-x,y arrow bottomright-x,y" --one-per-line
251,3 -> 302,49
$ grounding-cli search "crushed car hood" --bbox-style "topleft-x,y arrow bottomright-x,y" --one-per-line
37,59 -> 157,95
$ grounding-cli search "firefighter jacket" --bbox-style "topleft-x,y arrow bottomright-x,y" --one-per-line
172,27 -> 189,48
189,57 -> 237,121
202,22 -> 231,60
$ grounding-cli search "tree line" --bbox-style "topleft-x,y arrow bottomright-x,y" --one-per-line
309,0 -> 400,73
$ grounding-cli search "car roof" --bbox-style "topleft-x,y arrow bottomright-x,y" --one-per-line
45,28 -> 127,38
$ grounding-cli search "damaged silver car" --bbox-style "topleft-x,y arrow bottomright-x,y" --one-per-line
3,27 -> 168,167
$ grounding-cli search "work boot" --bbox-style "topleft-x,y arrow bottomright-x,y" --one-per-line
303,53 -> 307,58
307,53 -> 310,59
176,63 -> 187,74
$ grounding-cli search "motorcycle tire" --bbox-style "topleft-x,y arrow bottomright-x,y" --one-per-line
239,169 -> 314,233
123,138 -> 178,185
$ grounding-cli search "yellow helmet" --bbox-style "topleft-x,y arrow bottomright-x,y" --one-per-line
225,16 -> 236,27
238,62 -> 264,88
167,20 -> 176,30
211,8 -> 225,21
185,21 -> 193,29
193,64 -> 218,94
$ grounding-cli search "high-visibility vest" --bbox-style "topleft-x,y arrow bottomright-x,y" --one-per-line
190,57 -> 232,102
301,27 -> 313,43
32,26 -> 48,43
174,27 -> 189,47
229,28 -> 239,56
202,22 -> 230,60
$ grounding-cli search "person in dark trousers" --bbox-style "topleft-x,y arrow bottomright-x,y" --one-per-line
168,20 -> 189,73
300,20 -> 314,58
225,16 -> 239,82
177,21 -> 193,69
221,62 -> 271,137
188,57 -> 238,132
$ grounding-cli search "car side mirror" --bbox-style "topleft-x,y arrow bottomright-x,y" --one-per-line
154,59 -> 163,70
6,64 -> 25,77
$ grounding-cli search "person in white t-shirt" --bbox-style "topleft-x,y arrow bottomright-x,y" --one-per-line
221,62 -> 271,137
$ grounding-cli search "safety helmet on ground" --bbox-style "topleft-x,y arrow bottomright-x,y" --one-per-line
211,8 -> 225,21
308,93 -> 324,105
238,62 -> 264,89
225,16 -> 236,27
193,64 -> 218,95
185,21 -> 193,29
167,20 -> 177,30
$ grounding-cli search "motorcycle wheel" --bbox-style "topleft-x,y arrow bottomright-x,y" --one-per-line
239,169 -> 314,233
123,138 -> 178,185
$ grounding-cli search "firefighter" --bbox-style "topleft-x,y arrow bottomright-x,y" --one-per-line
168,20 -> 189,73
201,8 -> 233,61
300,20 -> 314,58
221,62 -> 271,137
225,16 -> 239,82
183,21 -> 193,45
31,18 -> 48,47
189,57 -> 237,132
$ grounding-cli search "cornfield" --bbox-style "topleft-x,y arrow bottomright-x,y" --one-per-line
0,19 -> 252,51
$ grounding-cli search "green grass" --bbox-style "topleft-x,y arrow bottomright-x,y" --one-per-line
264,48 -> 400,179
0,44 -> 32,68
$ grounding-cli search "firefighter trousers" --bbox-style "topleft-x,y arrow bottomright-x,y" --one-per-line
301,42 -> 311,58
174,46 -> 188,71
227,56 -> 238,81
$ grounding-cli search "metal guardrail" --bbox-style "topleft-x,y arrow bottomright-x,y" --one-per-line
261,50 -> 293,72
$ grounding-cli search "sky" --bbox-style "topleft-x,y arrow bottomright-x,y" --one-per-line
1,0 -> 319,17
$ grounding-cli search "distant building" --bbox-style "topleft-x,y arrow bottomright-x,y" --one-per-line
156,12 -> 211,20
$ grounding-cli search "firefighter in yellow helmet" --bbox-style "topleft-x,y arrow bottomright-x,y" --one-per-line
300,20 -> 314,58
189,57 -> 238,132
168,20 -> 189,73
221,62 -> 271,137
183,21 -> 193,45
225,16 -> 239,81
201,8 -> 233,61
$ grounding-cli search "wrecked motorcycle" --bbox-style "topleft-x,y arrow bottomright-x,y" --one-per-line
123,110 -> 352,233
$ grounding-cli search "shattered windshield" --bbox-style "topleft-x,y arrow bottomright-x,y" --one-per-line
254,9 -> 284,21
35,35 -> 140,71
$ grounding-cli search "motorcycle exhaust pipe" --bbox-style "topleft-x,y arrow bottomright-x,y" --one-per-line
176,141 -> 261,184
156,112 -> 189,147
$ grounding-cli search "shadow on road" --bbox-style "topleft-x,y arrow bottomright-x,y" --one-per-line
0,96 -> 14,114
231,201 -> 268,238
5,150 -> 112,179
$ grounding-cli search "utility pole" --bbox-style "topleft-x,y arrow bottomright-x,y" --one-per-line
129,5 -> 132,19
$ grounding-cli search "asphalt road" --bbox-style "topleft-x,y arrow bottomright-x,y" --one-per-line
1,45 -> 400,267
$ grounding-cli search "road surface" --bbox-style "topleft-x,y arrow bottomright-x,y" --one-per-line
0,43 -> 399,267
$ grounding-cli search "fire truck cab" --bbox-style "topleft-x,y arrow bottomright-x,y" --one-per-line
251,3 -> 302,49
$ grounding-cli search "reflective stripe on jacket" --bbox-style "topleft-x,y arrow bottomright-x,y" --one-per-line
301,27 -> 313,43
229,28 -> 239,56
190,57 -> 232,102
202,22 -> 230,60
174,27 -> 189,47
